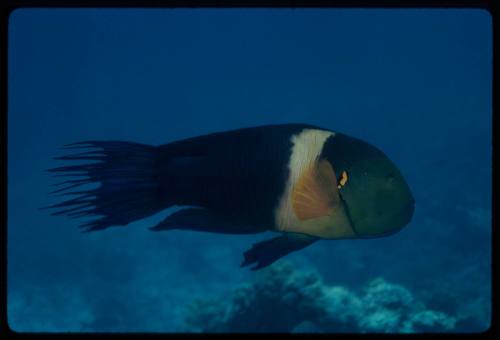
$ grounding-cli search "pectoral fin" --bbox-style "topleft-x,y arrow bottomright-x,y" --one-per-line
240,233 -> 318,270
292,159 -> 340,220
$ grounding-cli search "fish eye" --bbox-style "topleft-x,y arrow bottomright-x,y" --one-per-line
337,170 -> 348,189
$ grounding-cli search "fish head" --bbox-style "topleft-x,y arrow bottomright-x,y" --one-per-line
323,133 -> 415,237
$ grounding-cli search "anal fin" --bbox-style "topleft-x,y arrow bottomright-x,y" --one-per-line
149,208 -> 258,234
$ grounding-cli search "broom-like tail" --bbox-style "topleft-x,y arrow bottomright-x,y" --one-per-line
44,141 -> 168,232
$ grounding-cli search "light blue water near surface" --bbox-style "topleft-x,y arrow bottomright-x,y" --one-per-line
7,9 -> 491,332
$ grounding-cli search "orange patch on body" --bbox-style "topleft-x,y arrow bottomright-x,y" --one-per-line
292,159 -> 340,220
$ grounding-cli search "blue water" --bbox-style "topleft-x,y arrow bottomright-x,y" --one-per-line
7,8 -> 491,333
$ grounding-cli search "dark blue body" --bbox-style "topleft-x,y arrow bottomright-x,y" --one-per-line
158,124 -> 314,226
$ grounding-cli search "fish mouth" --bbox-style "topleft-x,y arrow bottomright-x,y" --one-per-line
339,193 -> 415,238
401,199 -> 415,226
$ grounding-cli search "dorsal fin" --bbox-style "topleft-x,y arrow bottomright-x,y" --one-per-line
292,159 -> 340,220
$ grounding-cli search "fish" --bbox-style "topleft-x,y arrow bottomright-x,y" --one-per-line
45,123 -> 415,270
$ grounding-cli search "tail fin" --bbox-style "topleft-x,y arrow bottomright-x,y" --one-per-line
44,141 -> 168,232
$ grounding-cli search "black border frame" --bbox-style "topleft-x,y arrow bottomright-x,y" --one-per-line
0,0 -> 496,337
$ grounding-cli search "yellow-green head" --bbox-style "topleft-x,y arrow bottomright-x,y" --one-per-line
322,133 -> 415,237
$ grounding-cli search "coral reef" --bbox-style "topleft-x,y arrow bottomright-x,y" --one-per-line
183,261 -> 458,333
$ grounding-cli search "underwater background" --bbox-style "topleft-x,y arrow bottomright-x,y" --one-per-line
7,8 -> 491,333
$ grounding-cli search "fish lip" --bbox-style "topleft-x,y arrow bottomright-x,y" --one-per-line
341,197 -> 415,239
406,200 -> 415,220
